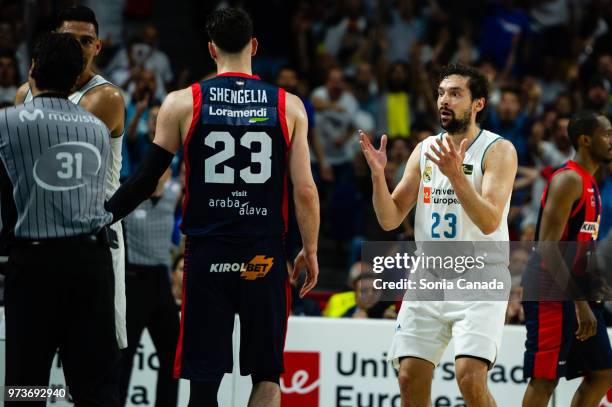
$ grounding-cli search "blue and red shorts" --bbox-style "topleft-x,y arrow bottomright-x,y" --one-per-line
173,236 -> 291,381
523,301 -> 612,380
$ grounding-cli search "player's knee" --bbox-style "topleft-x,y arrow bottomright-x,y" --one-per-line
528,378 -> 558,395
584,368 -> 612,388
397,368 -> 425,391
456,371 -> 487,399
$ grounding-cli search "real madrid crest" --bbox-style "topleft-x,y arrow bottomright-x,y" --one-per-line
423,164 -> 432,183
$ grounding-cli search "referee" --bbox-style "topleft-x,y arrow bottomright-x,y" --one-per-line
0,33 -> 119,406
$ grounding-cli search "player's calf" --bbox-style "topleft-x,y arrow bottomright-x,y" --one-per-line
522,378 -> 558,407
571,369 -> 612,407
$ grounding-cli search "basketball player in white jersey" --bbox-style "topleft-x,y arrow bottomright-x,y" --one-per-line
360,64 -> 517,407
15,6 -> 128,349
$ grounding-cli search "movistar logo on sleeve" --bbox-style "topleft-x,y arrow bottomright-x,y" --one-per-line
249,117 -> 269,123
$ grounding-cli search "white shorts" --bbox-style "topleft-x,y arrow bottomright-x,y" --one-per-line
110,222 -> 127,349
388,300 -> 506,369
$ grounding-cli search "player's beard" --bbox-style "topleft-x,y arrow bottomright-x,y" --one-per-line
440,109 -> 471,135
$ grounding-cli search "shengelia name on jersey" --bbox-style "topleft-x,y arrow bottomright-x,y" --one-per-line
208,87 -> 268,104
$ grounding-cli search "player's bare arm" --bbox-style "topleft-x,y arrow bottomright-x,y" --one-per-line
537,170 -> 597,341
79,84 -> 125,137
426,137 -> 517,235
360,131 -> 422,231
286,91 -> 320,297
152,86 -> 193,154
14,82 -> 29,105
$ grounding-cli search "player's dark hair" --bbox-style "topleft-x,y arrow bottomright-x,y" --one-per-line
31,33 -> 83,94
439,64 -> 489,122
57,6 -> 98,36
568,110 -> 602,149
205,8 -> 253,53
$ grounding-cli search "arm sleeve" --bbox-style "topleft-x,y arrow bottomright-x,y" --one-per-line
105,143 -> 174,223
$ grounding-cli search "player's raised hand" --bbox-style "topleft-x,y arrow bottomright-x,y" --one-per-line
292,248 -> 319,298
424,136 -> 467,180
359,130 -> 387,177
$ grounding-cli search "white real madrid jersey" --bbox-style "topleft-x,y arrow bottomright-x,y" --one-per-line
414,130 -> 510,242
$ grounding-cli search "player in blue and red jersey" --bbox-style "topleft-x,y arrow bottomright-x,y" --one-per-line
522,111 -> 612,407
105,8 -> 320,407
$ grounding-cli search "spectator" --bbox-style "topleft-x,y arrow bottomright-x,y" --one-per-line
107,24 -> 173,94
323,262 -> 396,319
311,66 -> 360,173
276,66 -> 333,182
0,20 -> 27,85
522,117 -> 575,227
451,35 -> 480,67
552,91 -> 574,117
321,0 -> 369,67
381,0 -> 425,64
0,50 -> 19,106
478,0 -> 530,74
389,137 -> 411,187
477,58 -> 502,105
483,86 -> 531,165
121,69 -> 159,179
351,61 -> 379,121
583,75 -> 612,116
534,116 -> 574,167
377,61 -> 412,139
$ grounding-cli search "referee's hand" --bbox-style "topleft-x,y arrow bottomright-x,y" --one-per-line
292,248 -> 319,298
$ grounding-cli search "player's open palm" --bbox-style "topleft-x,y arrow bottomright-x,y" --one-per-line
292,248 -> 319,298
424,136 -> 467,179
359,130 -> 387,177
575,300 -> 597,341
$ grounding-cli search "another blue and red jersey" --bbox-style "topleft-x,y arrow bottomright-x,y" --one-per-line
536,160 -> 601,243
534,160 -> 601,280
181,73 -> 291,238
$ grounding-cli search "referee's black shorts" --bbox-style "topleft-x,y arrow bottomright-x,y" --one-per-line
4,236 -> 119,407
174,236 -> 291,381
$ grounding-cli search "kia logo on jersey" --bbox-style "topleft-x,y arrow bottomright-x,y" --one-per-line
281,352 -> 320,407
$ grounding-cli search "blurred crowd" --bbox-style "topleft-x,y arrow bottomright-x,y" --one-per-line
0,0 -> 611,322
